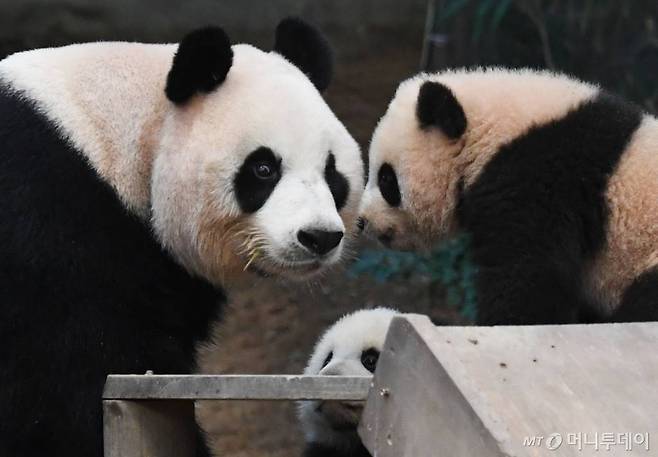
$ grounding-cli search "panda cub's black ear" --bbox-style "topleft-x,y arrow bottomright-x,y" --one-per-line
165,26 -> 233,105
416,81 -> 467,139
273,17 -> 333,92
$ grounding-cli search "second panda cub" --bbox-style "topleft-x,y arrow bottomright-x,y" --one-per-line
298,308 -> 400,457
359,68 -> 658,325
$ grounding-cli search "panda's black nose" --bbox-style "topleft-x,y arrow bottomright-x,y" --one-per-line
297,229 -> 344,256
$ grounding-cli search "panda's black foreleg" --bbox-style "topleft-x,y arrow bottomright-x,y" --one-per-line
611,268 -> 658,322
474,260 -> 583,325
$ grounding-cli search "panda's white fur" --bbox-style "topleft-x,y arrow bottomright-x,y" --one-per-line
360,68 -> 658,322
585,116 -> 658,310
0,40 -> 363,284
0,42 -> 171,215
298,308 -> 399,452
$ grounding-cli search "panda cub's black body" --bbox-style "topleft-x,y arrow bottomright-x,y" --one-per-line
360,69 -> 658,325
0,19 -> 364,457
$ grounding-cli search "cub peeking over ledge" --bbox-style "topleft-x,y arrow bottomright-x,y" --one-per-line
299,308 -> 400,457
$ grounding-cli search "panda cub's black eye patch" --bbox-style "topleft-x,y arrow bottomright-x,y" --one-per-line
322,351 -> 333,369
378,163 -> 401,207
234,147 -> 282,213
360,348 -> 379,373
324,153 -> 349,210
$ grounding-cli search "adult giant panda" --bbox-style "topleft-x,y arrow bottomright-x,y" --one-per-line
298,308 -> 400,457
359,68 -> 658,325
0,18 -> 363,457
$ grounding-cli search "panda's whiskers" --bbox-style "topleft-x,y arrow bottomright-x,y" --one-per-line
243,251 -> 260,271
195,215 -> 262,283
233,226 -> 267,272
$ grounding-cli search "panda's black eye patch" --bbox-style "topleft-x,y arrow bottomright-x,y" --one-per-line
360,348 -> 379,373
377,163 -> 401,207
322,351 -> 333,368
234,147 -> 282,213
324,153 -> 349,210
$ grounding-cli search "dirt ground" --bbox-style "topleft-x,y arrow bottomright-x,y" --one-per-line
196,44 -> 462,457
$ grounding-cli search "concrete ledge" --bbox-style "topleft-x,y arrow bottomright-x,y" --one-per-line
359,317 -> 658,456
103,374 -> 371,400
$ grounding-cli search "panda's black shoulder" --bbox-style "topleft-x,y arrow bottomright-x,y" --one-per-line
458,89 -> 643,258
0,86 -> 223,364
0,82 -> 224,455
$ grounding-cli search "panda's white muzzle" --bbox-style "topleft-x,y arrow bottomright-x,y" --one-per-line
253,175 -> 346,274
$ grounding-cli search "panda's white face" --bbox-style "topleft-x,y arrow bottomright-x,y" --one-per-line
360,77 -> 463,252
0,20 -> 362,286
298,308 -> 399,448
151,44 -> 363,284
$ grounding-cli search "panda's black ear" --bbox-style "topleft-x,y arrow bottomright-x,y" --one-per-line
416,81 -> 467,139
273,17 -> 333,92
165,26 -> 233,105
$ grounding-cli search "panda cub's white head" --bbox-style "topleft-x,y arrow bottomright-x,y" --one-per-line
151,19 -> 364,283
359,68 -> 596,251
298,308 -> 399,451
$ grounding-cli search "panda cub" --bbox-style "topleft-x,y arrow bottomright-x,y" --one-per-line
298,308 -> 400,457
359,68 -> 658,325
0,18 -> 363,457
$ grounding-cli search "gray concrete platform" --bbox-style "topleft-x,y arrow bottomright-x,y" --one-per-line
360,316 -> 658,456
